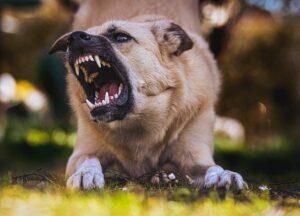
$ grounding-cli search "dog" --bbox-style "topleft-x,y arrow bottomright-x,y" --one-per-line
49,16 -> 244,190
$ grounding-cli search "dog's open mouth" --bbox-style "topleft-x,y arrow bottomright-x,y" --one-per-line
70,53 -> 132,122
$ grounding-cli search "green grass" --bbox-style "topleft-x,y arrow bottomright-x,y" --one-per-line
0,182 -> 299,216
0,172 -> 299,216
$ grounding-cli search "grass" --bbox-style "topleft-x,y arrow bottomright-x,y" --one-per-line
0,184 -> 299,216
0,172 -> 299,216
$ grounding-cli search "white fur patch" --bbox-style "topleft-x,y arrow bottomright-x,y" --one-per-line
204,165 -> 244,190
66,158 -> 105,190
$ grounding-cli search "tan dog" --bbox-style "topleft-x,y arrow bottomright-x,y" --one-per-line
50,16 -> 244,190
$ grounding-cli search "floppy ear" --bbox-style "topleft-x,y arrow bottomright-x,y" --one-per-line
152,21 -> 193,56
49,32 -> 72,54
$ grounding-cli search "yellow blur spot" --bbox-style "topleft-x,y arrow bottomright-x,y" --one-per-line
26,129 -> 50,146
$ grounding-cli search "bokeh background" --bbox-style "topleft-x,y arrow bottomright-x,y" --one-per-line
0,0 -> 299,187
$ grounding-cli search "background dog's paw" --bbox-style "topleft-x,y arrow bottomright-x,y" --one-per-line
204,165 -> 244,191
66,158 -> 105,190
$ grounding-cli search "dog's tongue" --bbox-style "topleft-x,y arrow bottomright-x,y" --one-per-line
97,82 -> 119,102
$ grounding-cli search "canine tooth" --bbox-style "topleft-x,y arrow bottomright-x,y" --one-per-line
89,55 -> 94,61
110,96 -> 114,100
95,55 -> 101,68
114,94 -> 118,99
86,99 -> 95,109
102,100 -> 106,105
78,58 -> 82,64
118,83 -> 123,95
75,64 -> 80,76
106,62 -> 111,68
85,56 -> 89,61
105,92 -> 109,104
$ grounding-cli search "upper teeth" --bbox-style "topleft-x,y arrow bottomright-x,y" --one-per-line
74,55 -> 110,74
94,55 -> 101,68
73,55 -> 111,83
85,84 -> 124,109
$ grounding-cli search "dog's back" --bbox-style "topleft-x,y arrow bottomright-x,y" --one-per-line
73,0 -> 202,34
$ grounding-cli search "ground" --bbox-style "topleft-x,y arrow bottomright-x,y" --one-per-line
0,181 -> 299,216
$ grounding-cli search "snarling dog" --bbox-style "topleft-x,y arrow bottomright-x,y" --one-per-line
50,16 -> 244,190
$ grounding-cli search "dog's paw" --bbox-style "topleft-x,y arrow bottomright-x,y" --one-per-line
204,165 -> 244,191
66,158 -> 105,190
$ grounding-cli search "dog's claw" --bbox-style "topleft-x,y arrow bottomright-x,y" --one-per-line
204,165 -> 245,191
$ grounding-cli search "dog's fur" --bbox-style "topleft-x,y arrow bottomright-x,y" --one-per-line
50,1 -> 244,190
72,0 -> 202,34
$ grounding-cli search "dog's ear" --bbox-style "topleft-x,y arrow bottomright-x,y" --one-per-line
152,21 -> 193,56
49,32 -> 72,54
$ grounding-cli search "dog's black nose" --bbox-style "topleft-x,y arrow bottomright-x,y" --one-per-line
68,31 -> 91,43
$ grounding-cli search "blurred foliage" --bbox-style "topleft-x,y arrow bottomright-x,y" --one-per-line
0,113 -> 74,173
214,136 -> 300,183
208,1 -> 300,141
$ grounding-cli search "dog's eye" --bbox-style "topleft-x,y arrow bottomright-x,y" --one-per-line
111,32 -> 133,43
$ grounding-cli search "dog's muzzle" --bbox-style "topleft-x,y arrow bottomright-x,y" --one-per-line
64,31 -> 133,122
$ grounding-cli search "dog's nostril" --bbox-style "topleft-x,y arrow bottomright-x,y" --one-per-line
79,32 -> 91,41
68,31 -> 91,43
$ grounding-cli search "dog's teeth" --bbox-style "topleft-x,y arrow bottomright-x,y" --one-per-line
89,55 -> 94,61
110,96 -> 114,100
105,92 -> 109,104
78,58 -> 82,64
114,94 -> 118,99
86,99 -> 95,109
75,64 -> 80,76
95,101 -> 101,106
118,83 -> 123,95
95,55 -> 101,68
106,62 -> 111,68
85,56 -> 89,61
102,100 -> 106,105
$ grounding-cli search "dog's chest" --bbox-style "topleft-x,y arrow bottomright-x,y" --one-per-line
109,141 -> 165,178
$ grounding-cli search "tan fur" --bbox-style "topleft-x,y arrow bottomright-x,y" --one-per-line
73,0 -> 201,34
65,17 -> 220,186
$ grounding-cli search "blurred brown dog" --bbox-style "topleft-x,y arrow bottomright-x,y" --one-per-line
50,1 -> 244,190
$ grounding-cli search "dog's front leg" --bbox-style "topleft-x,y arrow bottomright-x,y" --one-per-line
65,121 -> 109,190
168,108 -> 245,190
